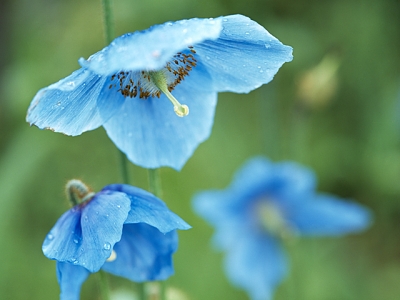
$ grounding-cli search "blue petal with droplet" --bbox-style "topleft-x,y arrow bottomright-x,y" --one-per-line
79,18 -> 222,74
195,15 -> 293,93
43,191 -> 131,272
26,68 -> 125,136
103,184 -> 191,232
102,62 -> 216,170
102,223 -> 178,281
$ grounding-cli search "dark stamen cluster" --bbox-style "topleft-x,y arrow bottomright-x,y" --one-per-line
165,46 -> 197,92
108,46 -> 197,99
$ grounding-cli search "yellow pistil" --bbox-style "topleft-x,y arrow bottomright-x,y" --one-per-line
149,71 -> 189,117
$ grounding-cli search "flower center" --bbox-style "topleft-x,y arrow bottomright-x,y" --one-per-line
66,179 -> 95,207
256,199 -> 293,239
109,46 -> 197,117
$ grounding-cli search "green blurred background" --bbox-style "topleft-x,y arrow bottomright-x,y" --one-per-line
1,0 -> 399,299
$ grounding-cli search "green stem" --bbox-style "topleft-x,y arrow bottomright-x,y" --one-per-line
98,271 -> 111,300
148,168 -> 162,198
119,151 -> 130,184
148,168 -> 166,300
101,0 -> 114,44
99,1 -> 129,299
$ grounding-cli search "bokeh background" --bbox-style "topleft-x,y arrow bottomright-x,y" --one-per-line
1,0 -> 400,299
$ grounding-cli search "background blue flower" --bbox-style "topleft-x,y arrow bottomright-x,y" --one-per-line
26,14 -> 292,170
43,183 -> 190,300
193,157 -> 372,300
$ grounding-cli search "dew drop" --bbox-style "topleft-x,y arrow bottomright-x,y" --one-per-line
66,81 -> 75,87
116,204 -> 121,208
223,18 -> 228,22
245,32 -> 250,35
182,28 -> 188,34
47,233 -> 54,240
73,239 -> 79,244
205,56 -> 210,60
259,70 -> 264,73
103,243 -> 111,250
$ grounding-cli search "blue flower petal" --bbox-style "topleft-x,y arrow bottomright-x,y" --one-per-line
102,223 -> 178,281
56,262 -> 90,300
43,191 -> 131,272
103,184 -> 191,232
289,194 -> 373,236
26,68 -> 125,136
102,68 -> 217,170
229,157 -> 316,206
79,18 -> 222,75
193,190 -> 245,251
195,15 -> 293,93
224,234 -> 287,300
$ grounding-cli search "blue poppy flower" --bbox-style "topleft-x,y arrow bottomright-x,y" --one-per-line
26,15 -> 293,170
43,180 -> 190,300
192,157 -> 372,300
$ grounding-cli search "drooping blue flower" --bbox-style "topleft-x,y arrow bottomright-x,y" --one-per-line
26,15 -> 293,170
193,157 -> 372,300
43,180 -> 190,300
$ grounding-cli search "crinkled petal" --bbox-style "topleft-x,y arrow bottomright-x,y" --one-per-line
102,223 -> 178,281
79,18 -> 222,74
289,194 -> 372,236
26,68 -> 125,136
195,15 -> 293,93
224,234 -> 287,300
42,191 -> 131,272
56,262 -> 90,300
102,67 -> 217,170
103,184 -> 191,232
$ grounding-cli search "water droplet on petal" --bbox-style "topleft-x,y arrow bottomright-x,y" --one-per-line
205,56 -> 210,60
103,243 -> 111,250
245,32 -> 250,35
47,233 -> 54,240
223,18 -> 228,22
73,239 -> 79,244
116,205 -> 121,208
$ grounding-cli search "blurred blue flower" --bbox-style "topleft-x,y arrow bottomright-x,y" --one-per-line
26,14 -> 293,170
193,157 -> 372,300
43,180 -> 190,300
